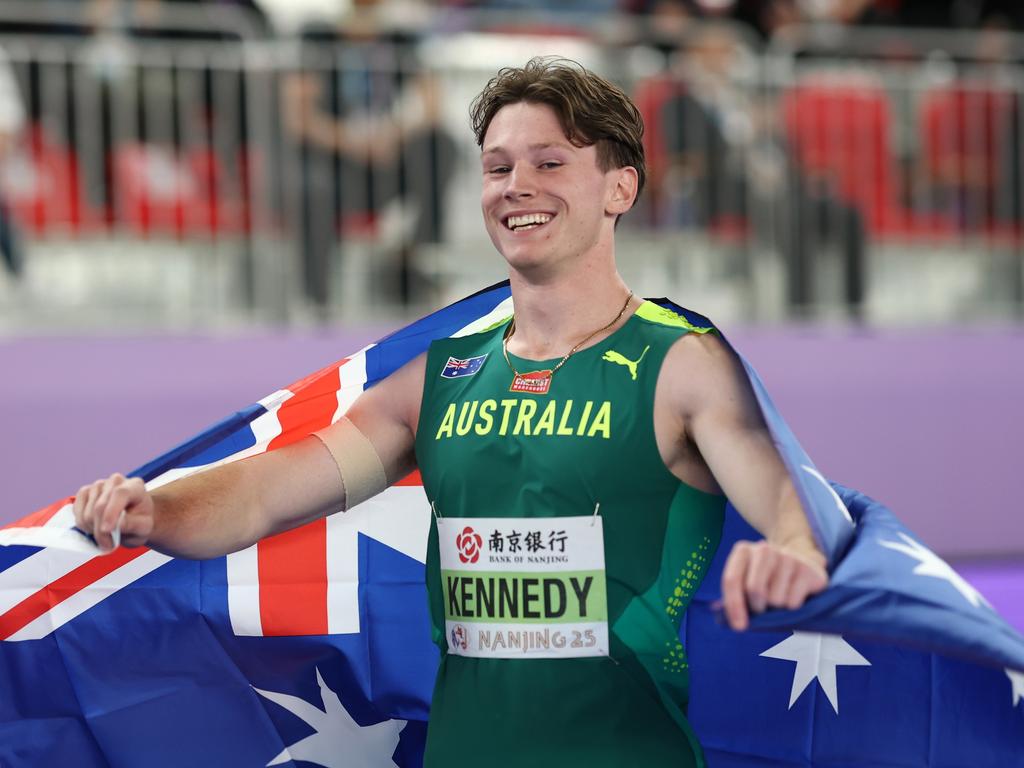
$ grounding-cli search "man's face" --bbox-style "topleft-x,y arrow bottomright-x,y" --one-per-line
480,102 -> 623,275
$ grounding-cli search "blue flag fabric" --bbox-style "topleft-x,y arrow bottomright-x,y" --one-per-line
2,282 -> 1022,767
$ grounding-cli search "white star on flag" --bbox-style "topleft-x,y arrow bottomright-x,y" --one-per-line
760,631 -> 871,714
253,668 -> 406,767
1008,668 -> 1024,709
878,532 -> 992,610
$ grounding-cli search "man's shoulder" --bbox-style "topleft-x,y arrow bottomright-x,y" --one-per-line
636,300 -> 736,384
655,311 -> 744,407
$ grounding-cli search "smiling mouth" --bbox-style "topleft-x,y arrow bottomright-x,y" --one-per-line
504,213 -> 553,232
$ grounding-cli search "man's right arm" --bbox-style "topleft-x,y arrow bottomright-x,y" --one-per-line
73,354 -> 426,558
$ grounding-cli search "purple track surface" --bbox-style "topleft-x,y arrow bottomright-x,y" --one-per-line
954,560 -> 1024,634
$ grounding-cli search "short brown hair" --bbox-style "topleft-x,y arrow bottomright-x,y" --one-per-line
470,57 -> 646,205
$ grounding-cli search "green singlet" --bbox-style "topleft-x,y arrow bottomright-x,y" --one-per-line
415,301 -> 727,767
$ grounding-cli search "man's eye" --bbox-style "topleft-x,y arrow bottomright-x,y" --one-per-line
539,161 -> 562,169
487,166 -> 511,174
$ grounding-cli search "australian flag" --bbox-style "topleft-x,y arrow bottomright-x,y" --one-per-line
440,354 -> 488,379
1,282 -> 1022,767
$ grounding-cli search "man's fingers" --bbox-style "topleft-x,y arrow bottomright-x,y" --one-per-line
100,483 -> 134,535
87,475 -> 119,552
73,483 -> 98,530
72,484 -> 88,522
95,473 -> 127,534
82,480 -> 108,536
721,542 -> 751,631
785,559 -> 829,609
722,540 -> 830,631
743,542 -> 775,615
766,554 -> 798,608
119,511 -> 154,548
72,474 -> 151,553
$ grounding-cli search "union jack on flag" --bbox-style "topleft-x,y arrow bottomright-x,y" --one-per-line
2,283 -> 1023,768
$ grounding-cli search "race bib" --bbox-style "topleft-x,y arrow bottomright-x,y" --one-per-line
438,516 -> 608,659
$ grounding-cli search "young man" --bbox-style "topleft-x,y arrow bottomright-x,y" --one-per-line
74,58 -> 827,766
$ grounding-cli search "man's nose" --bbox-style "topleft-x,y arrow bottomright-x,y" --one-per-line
504,165 -> 536,199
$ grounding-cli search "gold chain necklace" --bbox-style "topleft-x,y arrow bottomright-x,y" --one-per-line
502,290 -> 634,395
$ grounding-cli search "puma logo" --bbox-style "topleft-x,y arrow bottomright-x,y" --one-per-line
601,345 -> 650,380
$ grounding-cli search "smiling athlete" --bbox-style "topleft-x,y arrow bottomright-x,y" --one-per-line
74,58 -> 828,766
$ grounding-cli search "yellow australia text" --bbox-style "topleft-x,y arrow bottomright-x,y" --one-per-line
435,399 -> 612,440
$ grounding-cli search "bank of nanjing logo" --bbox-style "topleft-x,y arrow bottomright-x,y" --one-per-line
602,345 -> 650,381
441,354 -> 488,379
456,527 -> 483,563
487,528 -> 568,555
451,625 -> 469,651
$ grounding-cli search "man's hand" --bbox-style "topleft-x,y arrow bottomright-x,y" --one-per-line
721,539 -> 828,631
73,473 -> 155,552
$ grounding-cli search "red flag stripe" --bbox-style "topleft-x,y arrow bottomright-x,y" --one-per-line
257,519 -> 329,636
257,364 -> 343,636
0,547 -> 148,640
395,470 -> 423,487
266,363 -> 346,453
278,358 -> 349,407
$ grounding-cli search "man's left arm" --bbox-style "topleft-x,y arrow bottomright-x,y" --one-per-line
666,333 -> 829,631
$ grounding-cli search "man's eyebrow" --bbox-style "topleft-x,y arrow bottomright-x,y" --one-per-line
481,141 -> 574,157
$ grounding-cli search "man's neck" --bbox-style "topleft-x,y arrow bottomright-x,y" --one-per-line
505,266 -> 636,361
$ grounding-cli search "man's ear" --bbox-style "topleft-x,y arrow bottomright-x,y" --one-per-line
606,166 -> 639,216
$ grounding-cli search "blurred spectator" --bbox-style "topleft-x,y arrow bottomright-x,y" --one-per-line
282,4 -> 456,311
874,0 -> 1024,30
465,0 -> 621,13
632,0 -> 739,17
641,0 -> 698,56
779,75 -> 871,320
731,0 -> 801,40
642,22 -> 755,230
0,45 -> 26,279
637,18 -> 868,319
87,0 -> 270,39
791,0 -> 875,25
731,0 -> 873,39
642,0 -> 1024,35
152,0 -> 267,38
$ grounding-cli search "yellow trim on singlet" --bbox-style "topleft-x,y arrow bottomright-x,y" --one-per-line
634,302 -> 714,334
477,314 -> 513,334
472,302 -> 711,338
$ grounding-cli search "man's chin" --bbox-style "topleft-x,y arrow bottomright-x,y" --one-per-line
504,256 -> 580,288
501,248 -> 554,275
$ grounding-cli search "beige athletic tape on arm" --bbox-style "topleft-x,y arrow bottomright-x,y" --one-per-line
312,417 -> 388,510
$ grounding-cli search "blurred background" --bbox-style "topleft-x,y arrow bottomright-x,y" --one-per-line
0,0 -> 1020,621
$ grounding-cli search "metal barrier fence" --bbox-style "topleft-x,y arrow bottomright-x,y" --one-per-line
0,16 -> 1021,330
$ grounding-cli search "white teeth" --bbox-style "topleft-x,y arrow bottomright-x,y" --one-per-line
506,213 -> 552,230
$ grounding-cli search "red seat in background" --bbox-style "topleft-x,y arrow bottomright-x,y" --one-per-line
113,143 -> 246,237
919,83 -> 1022,243
1,124 -> 105,235
782,76 -> 954,240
